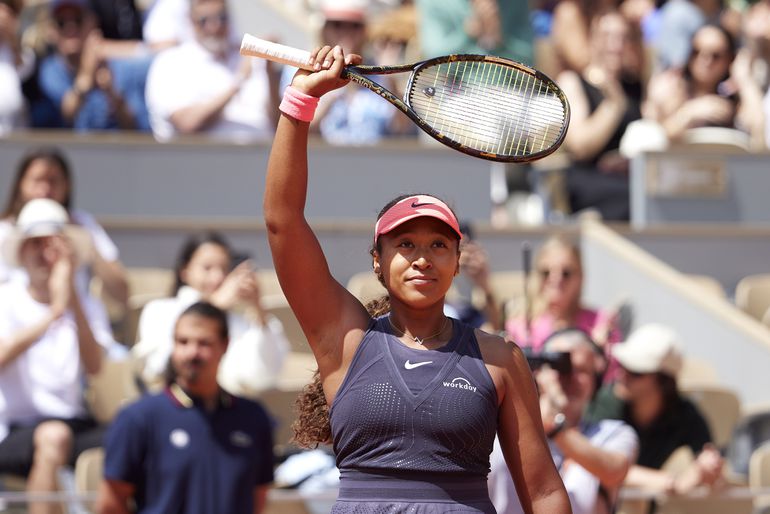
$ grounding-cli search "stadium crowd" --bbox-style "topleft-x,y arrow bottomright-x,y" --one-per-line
0,0 -> 769,513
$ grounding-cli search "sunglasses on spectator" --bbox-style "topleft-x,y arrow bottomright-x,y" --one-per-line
54,14 -> 84,29
538,268 -> 576,280
692,47 -> 728,61
195,12 -> 228,28
326,20 -> 365,31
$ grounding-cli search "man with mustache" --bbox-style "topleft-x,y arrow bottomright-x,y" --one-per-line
144,0 -> 280,141
96,302 -> 274,514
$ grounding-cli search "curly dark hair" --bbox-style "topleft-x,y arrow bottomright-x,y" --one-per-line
291,193 -> 459,448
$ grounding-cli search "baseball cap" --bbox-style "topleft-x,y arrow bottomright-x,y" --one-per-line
374,195 -> 462,244
1,198 -> 93,268
612,323 -> 684,377
319,0 -> 368,23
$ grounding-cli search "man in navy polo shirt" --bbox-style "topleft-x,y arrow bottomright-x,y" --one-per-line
96,301 -> 274,514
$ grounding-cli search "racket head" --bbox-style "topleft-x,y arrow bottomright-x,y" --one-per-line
403,55 -> 570,163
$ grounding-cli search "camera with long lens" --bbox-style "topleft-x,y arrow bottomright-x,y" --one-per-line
522,348 -> 572,375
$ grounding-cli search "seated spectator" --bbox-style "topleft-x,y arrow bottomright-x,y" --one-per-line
132,232 -> 290,398
505,235 -> 620,359
97,302 -> 274,514
558,9 -> 643,221
279,0 -> 415,145
444,223 -> 501,332
643,23 -> 738,142
0,0 -> 33,133
489,328 -> 638,514
0,147 -> 129,308
416,0 -> 533,63
142,0 -> 194,51
145,0 -> 279,142
585,323 -> 725,495
37,0 -> 149,130
0,198 -> 113,514
551,0 -> 620,73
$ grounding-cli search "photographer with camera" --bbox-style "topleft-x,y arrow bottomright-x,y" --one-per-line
489,328 -> 638,514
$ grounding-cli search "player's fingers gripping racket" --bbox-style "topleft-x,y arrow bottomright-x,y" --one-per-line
240,35 -> 570,163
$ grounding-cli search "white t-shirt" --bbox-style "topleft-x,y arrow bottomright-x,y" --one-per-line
142,0 -> 193,46
488,419 -> 639,514
131,286 -> 290,398
145,40 -> 273,142
0,45 -> 25,134
0,280 -> 115,442
0,209 -> 120,290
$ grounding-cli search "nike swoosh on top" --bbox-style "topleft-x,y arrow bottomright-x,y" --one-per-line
405,360 -> 433,370
411,202 -> 434,208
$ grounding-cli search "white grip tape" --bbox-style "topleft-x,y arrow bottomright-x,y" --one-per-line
240,34 -> 313,70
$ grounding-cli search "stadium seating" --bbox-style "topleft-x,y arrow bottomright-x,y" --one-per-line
736,274 -> 770,322
680,385 -> 741,450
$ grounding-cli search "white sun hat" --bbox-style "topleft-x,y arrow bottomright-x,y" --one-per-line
1,198 -> 93,268
612,323 -> 684,377
319,0 -> 369,22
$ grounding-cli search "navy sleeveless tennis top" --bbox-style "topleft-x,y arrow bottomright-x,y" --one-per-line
329,315 -> 499,512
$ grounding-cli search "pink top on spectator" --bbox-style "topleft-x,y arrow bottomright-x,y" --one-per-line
506,307 -> 622,379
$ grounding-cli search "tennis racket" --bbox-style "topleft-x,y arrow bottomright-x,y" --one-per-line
240,34 -> 570,163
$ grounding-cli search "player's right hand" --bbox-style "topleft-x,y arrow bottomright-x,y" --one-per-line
291,44 -> 362,98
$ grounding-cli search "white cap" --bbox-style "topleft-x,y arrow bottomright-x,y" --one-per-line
612,323 -> 684,377
1,199 -> 92,267
319,0 -> 368,22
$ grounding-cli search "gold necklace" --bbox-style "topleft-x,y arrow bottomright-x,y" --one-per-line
388,315 -> 449,346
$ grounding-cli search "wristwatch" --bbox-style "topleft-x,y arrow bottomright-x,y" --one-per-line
546,412 -> 567,439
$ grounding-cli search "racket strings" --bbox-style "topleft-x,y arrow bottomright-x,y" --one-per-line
407,61 -> 567,157
410,65 -> 564,153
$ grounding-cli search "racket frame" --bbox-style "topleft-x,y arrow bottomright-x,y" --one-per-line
346,54 -> 569,163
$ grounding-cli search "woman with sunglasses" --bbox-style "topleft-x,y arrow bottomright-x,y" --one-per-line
644,23 -> 739,142
264,44 -> 570,513
505,236 -> 621,362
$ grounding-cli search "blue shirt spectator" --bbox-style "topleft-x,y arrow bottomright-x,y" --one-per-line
37,0 -> 149,131
39,54 -> 150,131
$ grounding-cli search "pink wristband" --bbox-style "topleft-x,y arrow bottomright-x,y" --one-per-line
279,86 -> 320,122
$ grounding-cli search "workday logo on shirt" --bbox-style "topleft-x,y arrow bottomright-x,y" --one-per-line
442,377 -> 477,393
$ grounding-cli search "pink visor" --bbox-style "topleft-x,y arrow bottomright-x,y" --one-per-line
374,195 -> 462,243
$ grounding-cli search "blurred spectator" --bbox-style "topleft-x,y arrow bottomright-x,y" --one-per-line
37,0 -> 149,130
142,0 -> 194,51
0,147 -> 129,308
444,223 -> 501,332
732,0 -> 770,149
97,302 -> 274,514
131,232 -> 290,398
0,0 -> 33,133
0,199 -> 111,514
585,324 -> 725,495
280,0 -> 415,145
89,0 -> 143,42
415,0 -> 533,64
654,0 -> 741,71
489,328 -> 638,514
644,24 -> 738,142
551,0 -> 621,73
145,0 -> 279,141
559,10 -> 643,221
505,236 -> 621,369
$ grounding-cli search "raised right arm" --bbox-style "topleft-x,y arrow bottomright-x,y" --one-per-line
263,46 -> 369,379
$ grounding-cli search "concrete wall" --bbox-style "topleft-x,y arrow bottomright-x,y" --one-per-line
581,221 -> 770,408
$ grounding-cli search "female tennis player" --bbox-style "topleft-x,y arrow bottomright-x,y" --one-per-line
264,44 -> 571,514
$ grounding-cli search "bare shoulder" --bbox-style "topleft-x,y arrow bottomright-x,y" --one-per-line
475,329 -> 535,401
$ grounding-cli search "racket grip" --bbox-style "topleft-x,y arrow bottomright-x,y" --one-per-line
240,33 -> 314,71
